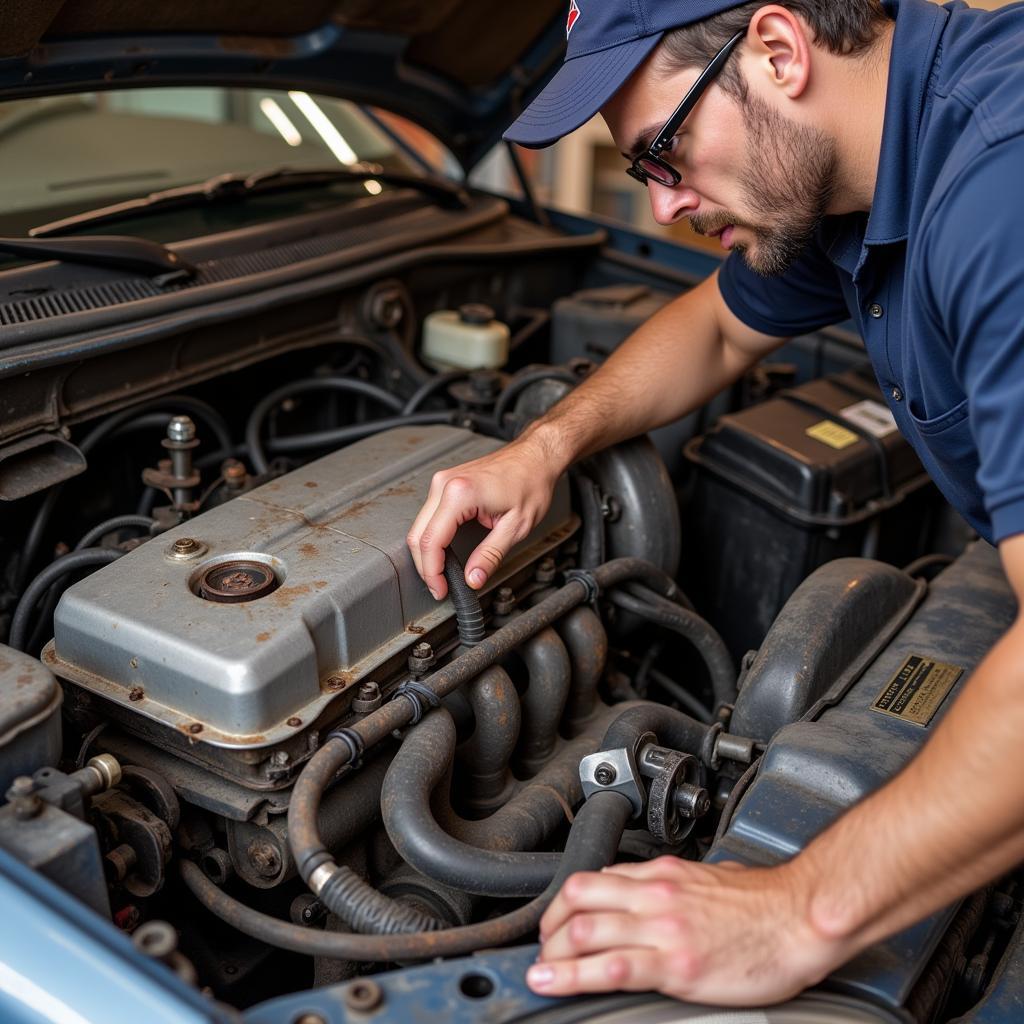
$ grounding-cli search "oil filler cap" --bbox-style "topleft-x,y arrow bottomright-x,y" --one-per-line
198,559 -> 278,604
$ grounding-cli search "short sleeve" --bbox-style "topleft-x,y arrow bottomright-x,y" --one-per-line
717,232 -> 852,338
920,135 -> 1024,543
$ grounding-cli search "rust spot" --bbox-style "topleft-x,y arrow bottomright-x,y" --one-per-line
128,687 -> 144,702
271,583 -> 313,608
313,580 -> 328,589
304,481 -> 319,488
325,674 -> 349,691
287,717 -> 302,727
299,543 -> 318,557
332,482 -> 418,522
407,624 -> 426,634
219,34 -> 298,58
188,723 -> 203,735
256,631 -> 272,643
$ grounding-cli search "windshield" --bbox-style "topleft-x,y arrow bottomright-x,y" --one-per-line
0,87 -> 421,237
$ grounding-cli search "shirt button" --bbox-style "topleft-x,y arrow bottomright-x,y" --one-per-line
869,303 -> 885,319
892,387 -> 903,402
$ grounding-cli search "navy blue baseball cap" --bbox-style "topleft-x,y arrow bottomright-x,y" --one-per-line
504,1 -> 750,148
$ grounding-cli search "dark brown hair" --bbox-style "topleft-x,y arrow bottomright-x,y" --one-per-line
657,1 -> 889,100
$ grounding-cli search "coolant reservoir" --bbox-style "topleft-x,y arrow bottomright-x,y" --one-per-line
422,304 -> 510,371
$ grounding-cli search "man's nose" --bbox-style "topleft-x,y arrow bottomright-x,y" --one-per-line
648,181 -> 700,226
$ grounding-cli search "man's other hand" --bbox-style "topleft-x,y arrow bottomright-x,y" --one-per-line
526,856 -> 849,1006
406,437 -> 560,600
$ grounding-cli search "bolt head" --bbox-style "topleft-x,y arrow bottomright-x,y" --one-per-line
173,538 -> 200,554
344,978 -> 384,1013
594,763 -> 617,786
413,642 -> 432,659
270,750 -> 290,767
9,776 -> 34,797
188,723 -> 203,735
167,416 -> 196,443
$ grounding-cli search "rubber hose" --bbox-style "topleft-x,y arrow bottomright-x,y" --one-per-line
317,865 -> 442,934
600,704 -> 716,764
402,370 -> 468,414
571,469 -> 606,570
265,411 -> 458,455
287,557 -> 683,881
607,588 -> 736,707
9,547 -> 123,651
443,548 -> 485,646
246,377 -> 405,475
74,515 -> 154,551
493,367 -> 579,430
182,789 -> 631,961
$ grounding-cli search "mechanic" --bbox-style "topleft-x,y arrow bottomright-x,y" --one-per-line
407,0 -> 1024,1007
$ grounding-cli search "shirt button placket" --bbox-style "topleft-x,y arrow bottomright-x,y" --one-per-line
892,386 -> 903,402
869,303 -> 885,319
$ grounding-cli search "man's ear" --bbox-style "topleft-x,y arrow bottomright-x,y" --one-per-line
746,4 -> 812,99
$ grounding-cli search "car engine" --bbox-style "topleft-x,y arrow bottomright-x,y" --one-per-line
0,204 -> 1019,1023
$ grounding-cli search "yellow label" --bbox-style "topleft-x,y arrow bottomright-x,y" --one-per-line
806,420 -> 859,450
871,654 -> 963,727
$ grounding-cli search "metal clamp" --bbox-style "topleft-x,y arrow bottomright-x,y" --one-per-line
326,727 -> 364,770
579,747 -> 645,818
390,679 -> 442,725
565,568 -> 601,604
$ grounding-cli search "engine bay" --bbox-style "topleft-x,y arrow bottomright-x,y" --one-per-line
0,194 -> 1019,1024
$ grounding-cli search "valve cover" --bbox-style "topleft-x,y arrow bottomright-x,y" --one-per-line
46,426 -> 573,749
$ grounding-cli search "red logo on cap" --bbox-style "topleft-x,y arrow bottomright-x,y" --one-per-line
567,0 -> 581,38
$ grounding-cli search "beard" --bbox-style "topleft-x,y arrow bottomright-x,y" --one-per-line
691,94 -> 839,277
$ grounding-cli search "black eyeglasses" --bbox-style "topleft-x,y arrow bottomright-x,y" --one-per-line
626,28 -> 746,187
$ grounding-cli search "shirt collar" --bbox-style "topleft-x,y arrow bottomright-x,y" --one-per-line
864,0 -> 951,246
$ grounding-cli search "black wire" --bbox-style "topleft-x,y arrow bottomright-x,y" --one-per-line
402,370 -> 468,414
245,377 -> 405,475
493,367 -> 579,433
9,547 -> 123,651
264,410 -> 461,456
74,515 -> 153,551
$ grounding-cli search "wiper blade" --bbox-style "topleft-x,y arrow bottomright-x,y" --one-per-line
29,164 -> 471,238
0,235 -> 195,284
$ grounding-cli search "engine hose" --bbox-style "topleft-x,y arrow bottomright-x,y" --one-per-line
265,411 -> 459,455
9,547 -> 123,651
17,395 -> 231,589
183,789 -> 631,961
402,370 -> 468,414
317,864 -> 442,934
571,469 -> 606,570
443,548 -> 485,647
606,588 -> 737,708
74,515 -> 154,551
458,665 -> 520,808
288,556 -> 680,884
600,704 -> 717,766
514,625 -> 571,775
245,377 -> 405,475
493,367 -> 579,434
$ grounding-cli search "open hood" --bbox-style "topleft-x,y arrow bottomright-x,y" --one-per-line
0,0 -> 567,170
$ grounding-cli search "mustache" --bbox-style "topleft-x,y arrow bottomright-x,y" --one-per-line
690,212 -> 744,237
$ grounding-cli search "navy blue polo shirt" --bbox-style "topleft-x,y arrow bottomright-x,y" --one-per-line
718,0 -> 1024,545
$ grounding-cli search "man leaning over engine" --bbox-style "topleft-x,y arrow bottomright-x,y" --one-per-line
407,0 -> 1024,1007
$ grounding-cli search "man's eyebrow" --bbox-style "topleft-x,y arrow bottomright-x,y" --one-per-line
622,123 -> 664,161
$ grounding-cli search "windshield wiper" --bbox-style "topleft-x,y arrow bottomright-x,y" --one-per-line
29,164 -> 471,238
0,235 -> 195,284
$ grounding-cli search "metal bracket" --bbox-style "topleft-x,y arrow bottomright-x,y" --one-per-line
579,747 -> 645,819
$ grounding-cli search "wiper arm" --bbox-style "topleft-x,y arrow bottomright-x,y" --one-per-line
0,235 -> 196,284
29,164 -> 470,238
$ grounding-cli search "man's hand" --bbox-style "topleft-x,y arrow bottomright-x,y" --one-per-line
406,435 -> 562,600
526,856 -> 848,1006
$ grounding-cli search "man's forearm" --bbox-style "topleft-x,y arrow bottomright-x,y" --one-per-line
792,613 -> 1024,954
518,272 -> 783,472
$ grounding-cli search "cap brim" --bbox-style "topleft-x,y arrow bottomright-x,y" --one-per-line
503,33 -> 663,149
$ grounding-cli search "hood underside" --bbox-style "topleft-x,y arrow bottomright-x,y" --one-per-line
0,0 -> 567,169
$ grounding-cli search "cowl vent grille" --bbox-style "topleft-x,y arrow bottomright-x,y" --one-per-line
0,197 -> 437,327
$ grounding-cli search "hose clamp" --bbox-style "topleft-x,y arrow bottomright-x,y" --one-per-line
326,727 -> 365,770
579,747 -> 645,819
308,862 -> 336,897
565,568 -> 601,604
390,679 -> 442,725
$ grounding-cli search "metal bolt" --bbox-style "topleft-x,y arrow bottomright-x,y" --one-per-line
594,763 -> 617,787
352,680 -> 383,714
493,586 -> 516,616
222,459 -> 246,483
413,642 -> 433,659
325,675 -> 346,692
104,843 -> 138,883
166,416 -> 196,443
247,839 -> 282,879
344,978 -> 384,1013
287,717 -> 302,727
601,495 -> 622,523
270,750 -> 290,768
535,558 -> 557,584
674,783 -> 711,818
173,538 -> 201,555
469,369 -> 502,398
134,920 -> 178,960
188,723 -> 203,735
7,775 -> 42,820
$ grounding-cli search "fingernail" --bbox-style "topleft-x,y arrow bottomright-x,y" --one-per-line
468,569 -> 486,588
428,587 -> 439,601
527,965 -> 555,988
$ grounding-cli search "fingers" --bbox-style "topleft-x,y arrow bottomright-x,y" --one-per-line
464,513 -> 523,590
539,911 -> 682,963
527,948 -> 664,997
539,871 -> 681,942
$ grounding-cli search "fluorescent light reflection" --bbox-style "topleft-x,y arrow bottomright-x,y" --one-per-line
288,91 -> 381,195
259,97 -> 302,146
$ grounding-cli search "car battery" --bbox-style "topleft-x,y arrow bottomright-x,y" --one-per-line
681,369 -> 938,660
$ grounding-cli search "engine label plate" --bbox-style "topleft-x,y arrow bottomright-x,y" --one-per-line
871,654 -> 963,727
805,419 -> 859,450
